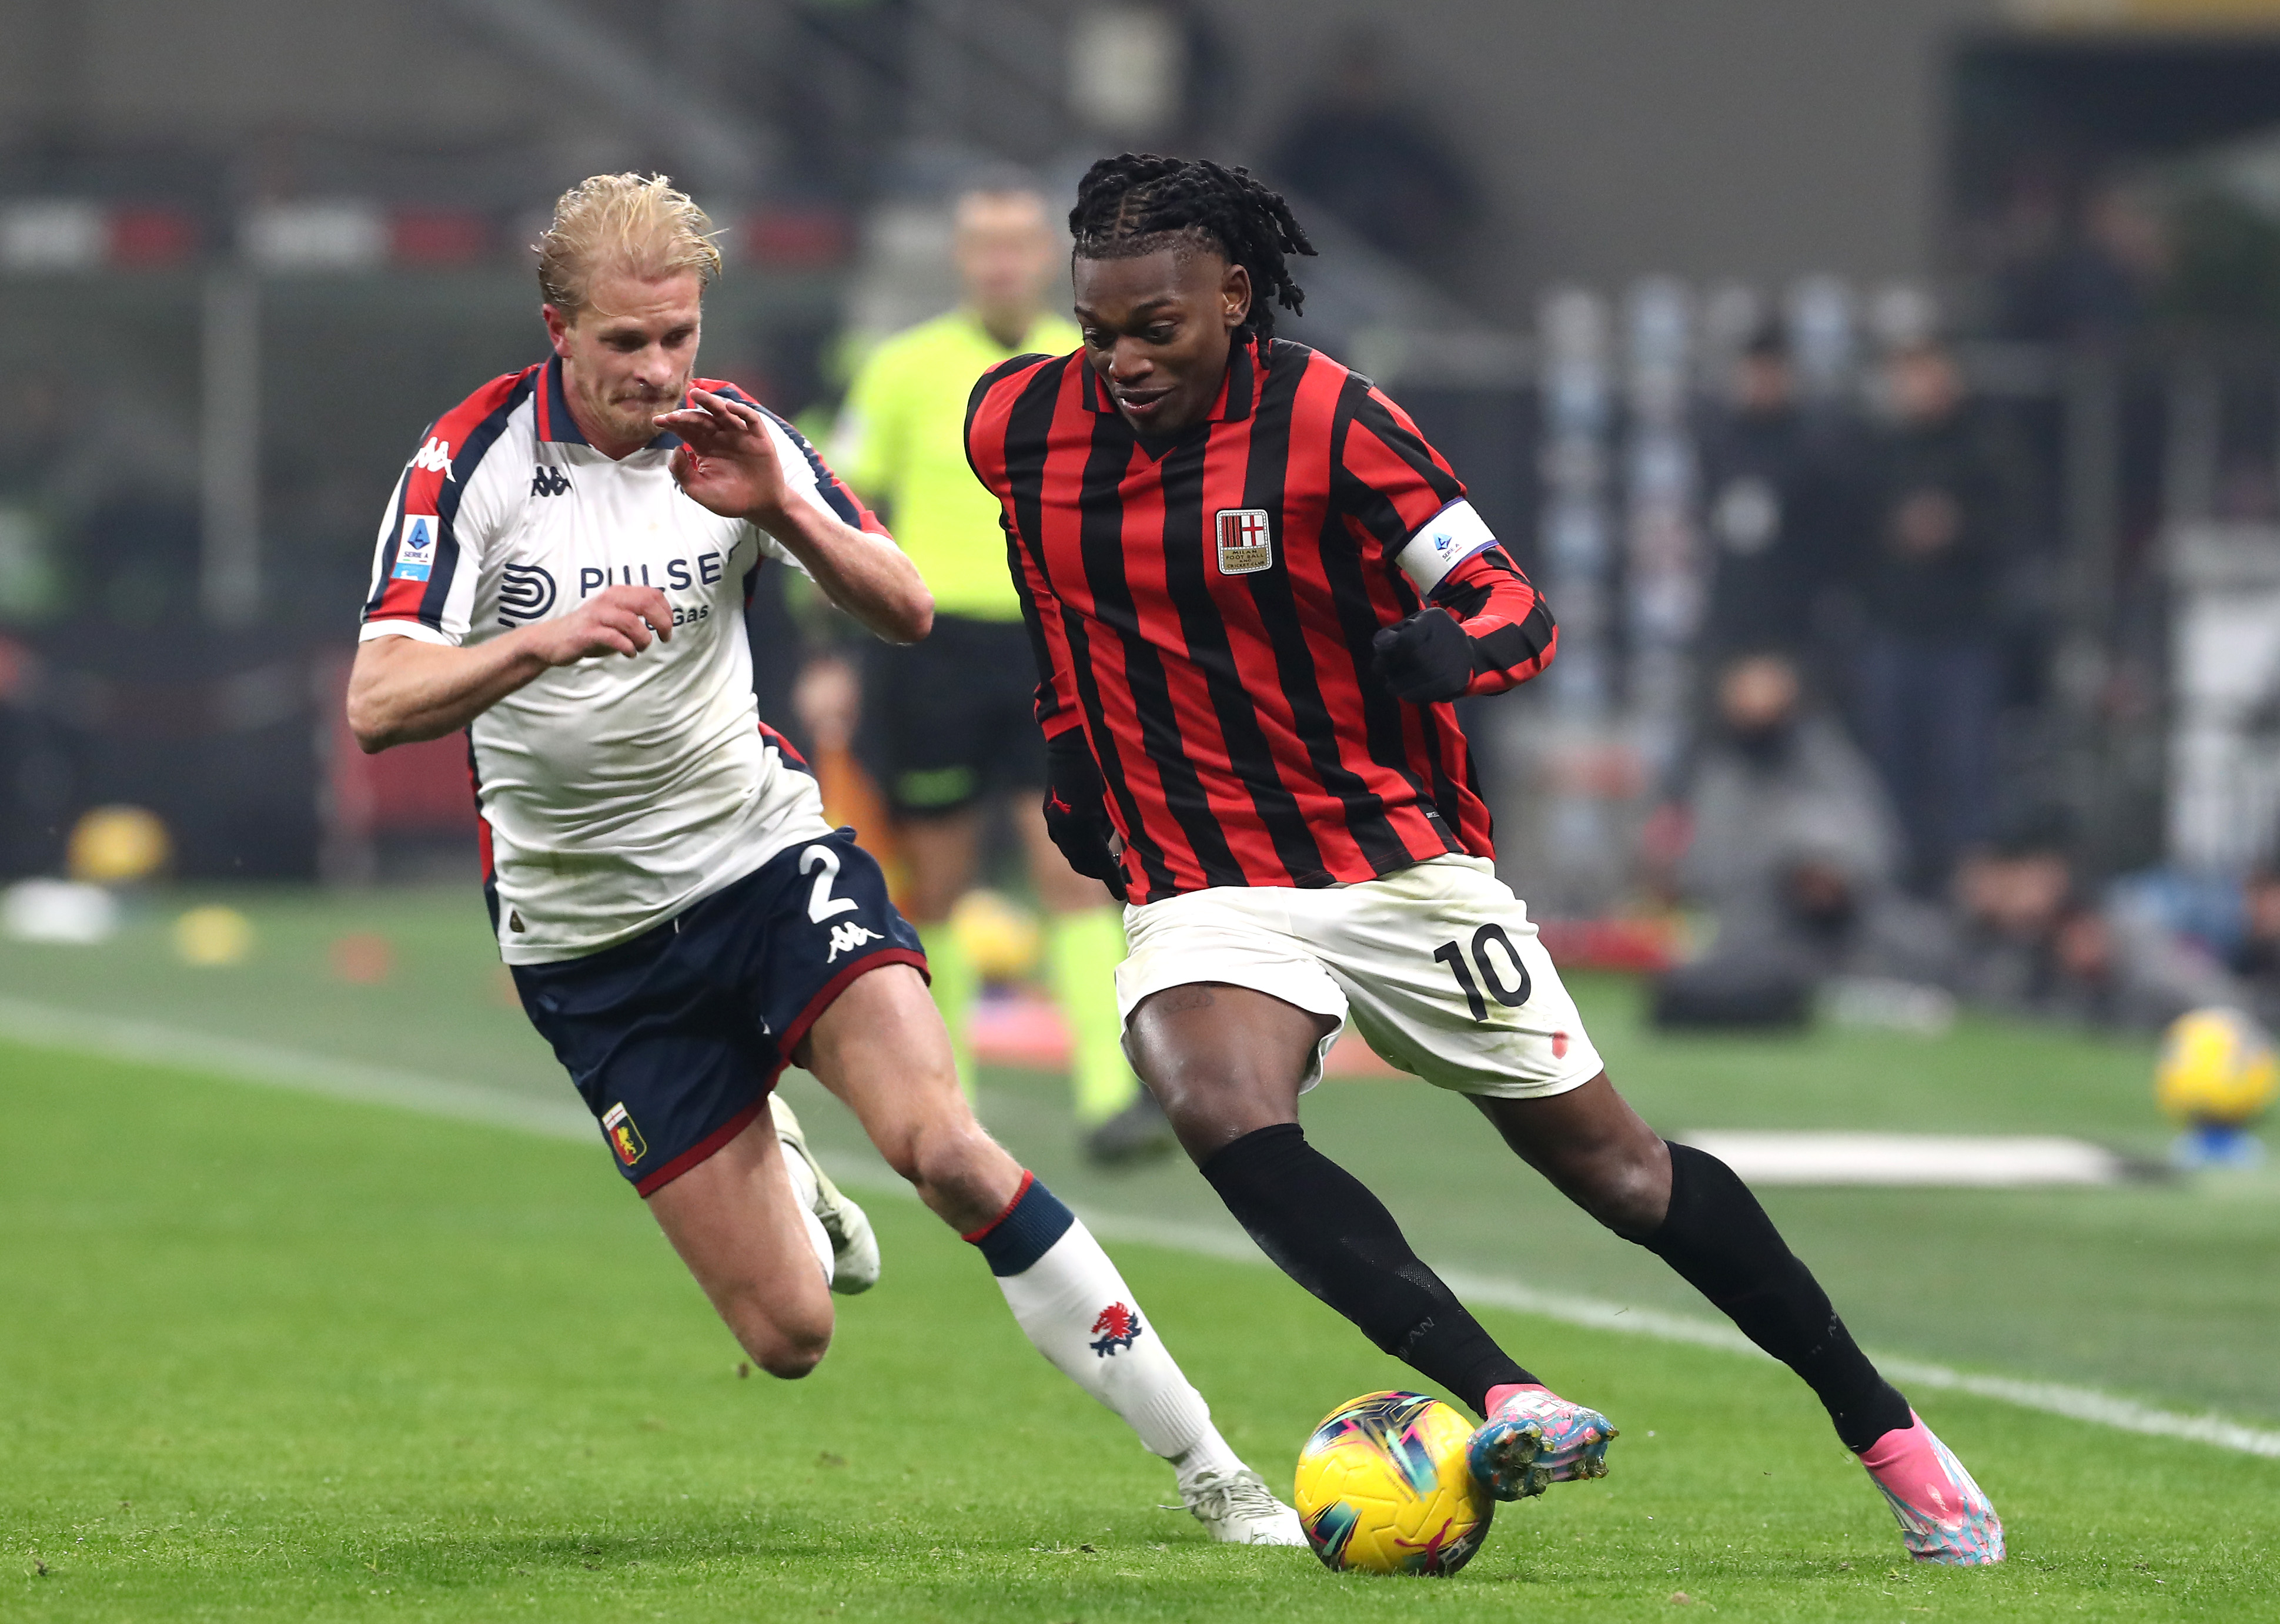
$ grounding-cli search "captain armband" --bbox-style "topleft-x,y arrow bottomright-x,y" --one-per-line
1393,499 -> 1499,595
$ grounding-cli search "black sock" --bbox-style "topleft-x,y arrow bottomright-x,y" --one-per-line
1641,1141 -> 1910,1452
1200,1123 -> 1532,1416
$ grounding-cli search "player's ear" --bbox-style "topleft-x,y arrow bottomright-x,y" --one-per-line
541,301 -> 574,357
1221,263 -> 1252,333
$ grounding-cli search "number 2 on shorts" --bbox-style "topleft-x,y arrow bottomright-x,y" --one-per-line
800,843 -> 860,923
1432,923 -> 1533,1023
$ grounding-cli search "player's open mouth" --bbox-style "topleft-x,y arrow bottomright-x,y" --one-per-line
1114,387 -> 1173,418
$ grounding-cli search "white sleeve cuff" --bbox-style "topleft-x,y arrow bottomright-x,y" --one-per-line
358,618 -> 459,647
1394,499 -> 1497,594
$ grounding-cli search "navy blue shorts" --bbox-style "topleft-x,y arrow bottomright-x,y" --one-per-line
512,828 -> 926,1196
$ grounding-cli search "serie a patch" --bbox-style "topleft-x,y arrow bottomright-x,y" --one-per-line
603,1102 -> 647,1166
392,513 -> 440,582
1215,508 -> 1273,575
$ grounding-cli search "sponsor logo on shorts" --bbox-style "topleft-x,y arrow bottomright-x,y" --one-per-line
603,1102 -> 647,1166
1089,1301 -> 1145,1357
825,920 -> 882,963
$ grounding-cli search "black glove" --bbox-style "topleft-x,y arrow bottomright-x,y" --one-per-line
1043,729 -> 1127,900
1371,607 -> 1474,703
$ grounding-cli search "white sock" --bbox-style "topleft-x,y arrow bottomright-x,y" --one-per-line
1172,1429 -> 1246,1490
969,1173 -> 1218,1461
776,1134 -> 834,1288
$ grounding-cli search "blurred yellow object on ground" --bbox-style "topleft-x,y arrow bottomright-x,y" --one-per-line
950,888 -> 1042,985
174,905 -> 255,967
67,805 -> 172,885
2155,1006 -> 2277,1127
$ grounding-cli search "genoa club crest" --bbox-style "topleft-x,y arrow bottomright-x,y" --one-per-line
1215,508 -> 1273,575
1089,1301 -> 1145,1357
603,1102 -> 647,1167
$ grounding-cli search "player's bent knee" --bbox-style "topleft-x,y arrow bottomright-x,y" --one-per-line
1573,1136 -> 1673,1238
757,1331 -> 830,1381
725,1295 -> 834,1379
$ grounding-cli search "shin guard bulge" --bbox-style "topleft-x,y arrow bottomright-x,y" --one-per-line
965,1173 -> 1213,1458
1201,1123 -> 1532,1415
1643,1141 -> 1910,1451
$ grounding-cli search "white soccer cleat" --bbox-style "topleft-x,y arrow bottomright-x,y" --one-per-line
1179,1465 -> 1307,1545
768,1093 -> 880,1295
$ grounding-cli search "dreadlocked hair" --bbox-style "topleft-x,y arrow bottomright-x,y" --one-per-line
1069,153 -> 1315,341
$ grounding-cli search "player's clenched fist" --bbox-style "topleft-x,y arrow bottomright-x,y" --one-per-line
525,584 -> 675,664
657,387 -> 793,528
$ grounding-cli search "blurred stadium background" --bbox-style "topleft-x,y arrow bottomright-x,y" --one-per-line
13,0 -> 2280,950
4,0 -> 2280,1539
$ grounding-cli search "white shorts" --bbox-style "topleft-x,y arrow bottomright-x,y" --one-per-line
1115,855 -> 1605,1099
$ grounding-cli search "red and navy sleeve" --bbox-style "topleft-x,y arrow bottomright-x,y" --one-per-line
362,366 -> 537,643
1332,380 -> 1556,697
697,379 -> 890,538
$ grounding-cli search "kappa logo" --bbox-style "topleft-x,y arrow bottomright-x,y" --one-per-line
602,1103 -> 647,1167
1215,507 -> 1273,575
411,436 -> 454,479
530,466 -> 572,498
825,920 -> 882,963
1089,1301 -> 1145,1357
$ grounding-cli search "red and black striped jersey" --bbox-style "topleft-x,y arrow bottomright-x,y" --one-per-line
965,337 -> 1556,905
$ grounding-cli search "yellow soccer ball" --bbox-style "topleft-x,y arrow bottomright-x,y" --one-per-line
66,804 -> 171,885
2155,1007 -> 2278,1127
1293,1391 -> 1493,1576
949,888 -> 1042,985
173,905 -> 254,967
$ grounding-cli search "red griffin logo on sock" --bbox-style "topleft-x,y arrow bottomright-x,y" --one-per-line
1089,1301 -> 1144,1357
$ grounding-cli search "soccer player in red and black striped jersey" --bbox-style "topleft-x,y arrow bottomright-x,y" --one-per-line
967,156 -> 2002,1566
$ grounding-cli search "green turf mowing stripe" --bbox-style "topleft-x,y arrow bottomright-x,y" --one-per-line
4,992 -> 2276,1465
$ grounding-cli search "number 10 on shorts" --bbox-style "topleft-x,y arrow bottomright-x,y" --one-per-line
1433,924 -> 1533,1023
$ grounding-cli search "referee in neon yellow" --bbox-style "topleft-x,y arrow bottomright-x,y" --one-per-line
831,178 -> 1170,1164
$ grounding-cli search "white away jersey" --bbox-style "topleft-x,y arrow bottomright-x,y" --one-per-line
359,357 -> 885,964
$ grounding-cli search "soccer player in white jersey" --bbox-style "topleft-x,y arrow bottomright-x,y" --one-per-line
345,173 -> 1300,1545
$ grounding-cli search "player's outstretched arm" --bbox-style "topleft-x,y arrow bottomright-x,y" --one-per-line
658,388 -> 932,645
346,584 -> 675,752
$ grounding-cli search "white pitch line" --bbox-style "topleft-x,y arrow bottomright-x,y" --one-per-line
4,995 -> 2277,1462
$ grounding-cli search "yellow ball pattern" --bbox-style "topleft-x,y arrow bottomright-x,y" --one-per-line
948,888 -> 1042,983
2155,1007 -> 2278,1127
66,804 -> 171,885
1293,1391 -> 1493,1576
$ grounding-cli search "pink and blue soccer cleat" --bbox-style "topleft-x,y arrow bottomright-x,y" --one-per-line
1466,1385 -> 1617,1501
1858,1412 -> 2004,1565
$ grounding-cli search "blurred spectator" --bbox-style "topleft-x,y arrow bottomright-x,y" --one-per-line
1952,815 -> 2238,1031
1851,341 -> 2027,893
1670,651 -> 1903,913
1950,813 -> 2075,1013
1267,30 -> 1478,283
1995,177 -> 2167,347
2228,864 -> 2280,1030
1693,327 -> 1858,665
2037,897 -> 2241,1032
1649,652 -> 1949,1024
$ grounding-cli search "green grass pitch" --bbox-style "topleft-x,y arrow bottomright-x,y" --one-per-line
2,887 -> 2278,1619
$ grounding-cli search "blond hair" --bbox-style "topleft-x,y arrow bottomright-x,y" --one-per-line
534,173 -> 722,316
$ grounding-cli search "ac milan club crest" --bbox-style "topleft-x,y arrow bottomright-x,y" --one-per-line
1089,1301 -> 1145,1357
1214,508 -> 1273,575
